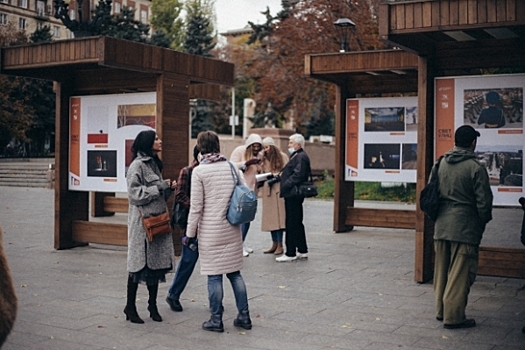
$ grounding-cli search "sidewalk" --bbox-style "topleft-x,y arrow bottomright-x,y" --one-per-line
0,186 -> 524,350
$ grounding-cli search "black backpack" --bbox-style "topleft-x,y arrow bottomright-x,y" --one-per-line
420,156 -> 444,221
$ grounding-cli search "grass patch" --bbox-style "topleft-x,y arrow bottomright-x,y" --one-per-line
314,174 -> 416,203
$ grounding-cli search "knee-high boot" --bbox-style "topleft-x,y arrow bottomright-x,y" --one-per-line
147,283 -> 162,322
123,276 -> 144,324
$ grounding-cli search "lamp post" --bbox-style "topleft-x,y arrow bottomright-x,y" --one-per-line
334,18 -> 355,53
53,0 -> 112,38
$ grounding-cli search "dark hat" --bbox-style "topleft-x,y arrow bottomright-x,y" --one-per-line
486,91 -> 500,104
455,125 -> 480,147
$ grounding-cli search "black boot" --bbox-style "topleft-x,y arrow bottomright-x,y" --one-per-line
147,283 -> 162,322
202,314 -> 224,332
233,311 -> 252,330
124,276 -> 144,324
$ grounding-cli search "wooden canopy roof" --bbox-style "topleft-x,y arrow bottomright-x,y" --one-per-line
379,0 -> 525,74
0,36 -> 234,99
305,49 -> 419,94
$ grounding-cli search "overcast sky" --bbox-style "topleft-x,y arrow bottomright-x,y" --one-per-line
214,0 -> 282,33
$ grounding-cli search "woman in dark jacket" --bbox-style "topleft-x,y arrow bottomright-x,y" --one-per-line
276,133 -> 311,262
125,130 -> 176,323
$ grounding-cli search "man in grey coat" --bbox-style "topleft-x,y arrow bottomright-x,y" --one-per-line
433,125 -> 493,329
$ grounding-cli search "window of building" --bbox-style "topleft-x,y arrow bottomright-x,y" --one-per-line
18,0 -> 27,8
19,17 -> 26,30
114,2 -> 121,13
53,26 -> 60,37
0,13 -> 7,26
69,9 -> 76,20
140,9 -> 147,23
37,1 -> 45,16
0,0 -> 9,5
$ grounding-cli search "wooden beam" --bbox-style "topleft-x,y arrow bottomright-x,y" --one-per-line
478,246 -> 525,279
72,221 -> 127,246
345,208 -> 416,229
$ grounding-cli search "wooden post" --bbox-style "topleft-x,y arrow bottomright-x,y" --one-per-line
54,80 -> 89,250
333,85 -> 355,233
414,55 -> 436,283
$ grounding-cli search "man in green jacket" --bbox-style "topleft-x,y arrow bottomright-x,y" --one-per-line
433,125 -> 493,329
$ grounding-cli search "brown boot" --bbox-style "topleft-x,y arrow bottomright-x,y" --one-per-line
264,242 -> 278,254
274,242 -> 283,255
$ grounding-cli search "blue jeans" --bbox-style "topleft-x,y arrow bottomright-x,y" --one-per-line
241,222 -> 250,241
271,229 -> 283,242
167,244 -> 199,300
207,271 -> 249,316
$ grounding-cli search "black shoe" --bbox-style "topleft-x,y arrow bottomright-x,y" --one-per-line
166,297 -> 183,312
148,305 -> 162,322
123,305 -> 144,324
519,197 -> 525,210
436,316 -> 443,321
444,318 -> 476,329
522,326 -> 525,334
233,317 -> 252,329
202,315 -> 224,332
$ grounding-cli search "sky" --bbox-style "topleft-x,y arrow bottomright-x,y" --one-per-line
214,0 -> 283,33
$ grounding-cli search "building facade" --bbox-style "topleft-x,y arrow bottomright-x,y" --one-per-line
0,0 -> 151,41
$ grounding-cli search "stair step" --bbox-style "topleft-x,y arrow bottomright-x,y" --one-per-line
0,160 -> 54,188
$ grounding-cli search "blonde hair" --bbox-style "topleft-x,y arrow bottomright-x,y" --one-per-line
264,145 -> 284,173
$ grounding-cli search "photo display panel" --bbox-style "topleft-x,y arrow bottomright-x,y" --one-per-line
345,97 -> 418,183
435,74 -> 524,206
69,92 -> 157,192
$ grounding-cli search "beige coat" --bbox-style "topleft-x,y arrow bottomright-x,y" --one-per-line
261,152 -> 288,232
230,145 -> 262,191
186,160 -> 245,275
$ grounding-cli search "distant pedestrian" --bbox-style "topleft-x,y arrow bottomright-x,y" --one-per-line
260,137 -> 288,255
166,145 -> 200,313
230,133 -> 263,256
186,131 -> 252,333
433,125 -> 493,329
276,133 -> 311,262
124,130 -> 176,324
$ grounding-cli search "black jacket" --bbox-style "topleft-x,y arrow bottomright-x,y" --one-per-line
280,148 -> 311,198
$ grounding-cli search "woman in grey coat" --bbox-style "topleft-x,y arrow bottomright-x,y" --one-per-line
125,130 -> 176,324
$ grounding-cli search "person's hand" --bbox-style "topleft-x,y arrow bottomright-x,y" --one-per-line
245,158 -> 261,167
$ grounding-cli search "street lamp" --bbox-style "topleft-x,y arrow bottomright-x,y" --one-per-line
53,0 -> 112,38
334,18 -> 355,53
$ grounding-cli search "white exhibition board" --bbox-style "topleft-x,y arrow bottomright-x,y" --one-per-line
345,96 -> 418,183
435,73 -> 524,206
69,92 -> 157,192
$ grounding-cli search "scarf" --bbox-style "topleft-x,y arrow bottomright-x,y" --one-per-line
200,153 -> 227,164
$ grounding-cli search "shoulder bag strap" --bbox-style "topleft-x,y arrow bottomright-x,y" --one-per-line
228,161 -> 240,185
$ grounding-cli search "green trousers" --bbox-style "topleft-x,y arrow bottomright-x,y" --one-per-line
434,240 -> 478,325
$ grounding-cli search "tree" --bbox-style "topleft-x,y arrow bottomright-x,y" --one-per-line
150,0 -> 185,50
29,25 -> 53,43
238,0 -> 385,137
183,0 -> 216,57
184,0 -> 218,137
99,6 -> 150,42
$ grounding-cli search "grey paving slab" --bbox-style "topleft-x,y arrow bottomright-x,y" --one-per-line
0,186 -> 524,350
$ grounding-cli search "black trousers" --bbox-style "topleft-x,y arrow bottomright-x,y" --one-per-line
284,197 -> 308,257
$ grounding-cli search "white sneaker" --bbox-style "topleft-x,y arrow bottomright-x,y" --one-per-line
243,248 -> 250,257
297,252 -> 308,260
244,245 -> 254,253
275,255 -> 297,262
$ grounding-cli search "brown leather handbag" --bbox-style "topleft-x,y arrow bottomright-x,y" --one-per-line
141,212 -> 172,242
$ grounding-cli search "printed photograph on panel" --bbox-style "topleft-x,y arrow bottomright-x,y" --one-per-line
87,106 -> 109,144
117,104 -> 156,129
405,106 -> 418,132
463,88 -> 523,129
87,150 -> 117,177
364,107 -> 405,132
363,143 -> 401,169
402,143 -> 417,169
475,145 -> 523,187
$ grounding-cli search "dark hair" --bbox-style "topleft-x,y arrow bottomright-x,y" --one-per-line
193,145 -> 200,162
197,131 -> 220,154
131,129 -> 163,171
455,125 -> 480,148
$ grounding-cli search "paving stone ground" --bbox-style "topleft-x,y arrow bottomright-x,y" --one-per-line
0,186 -> 524,350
